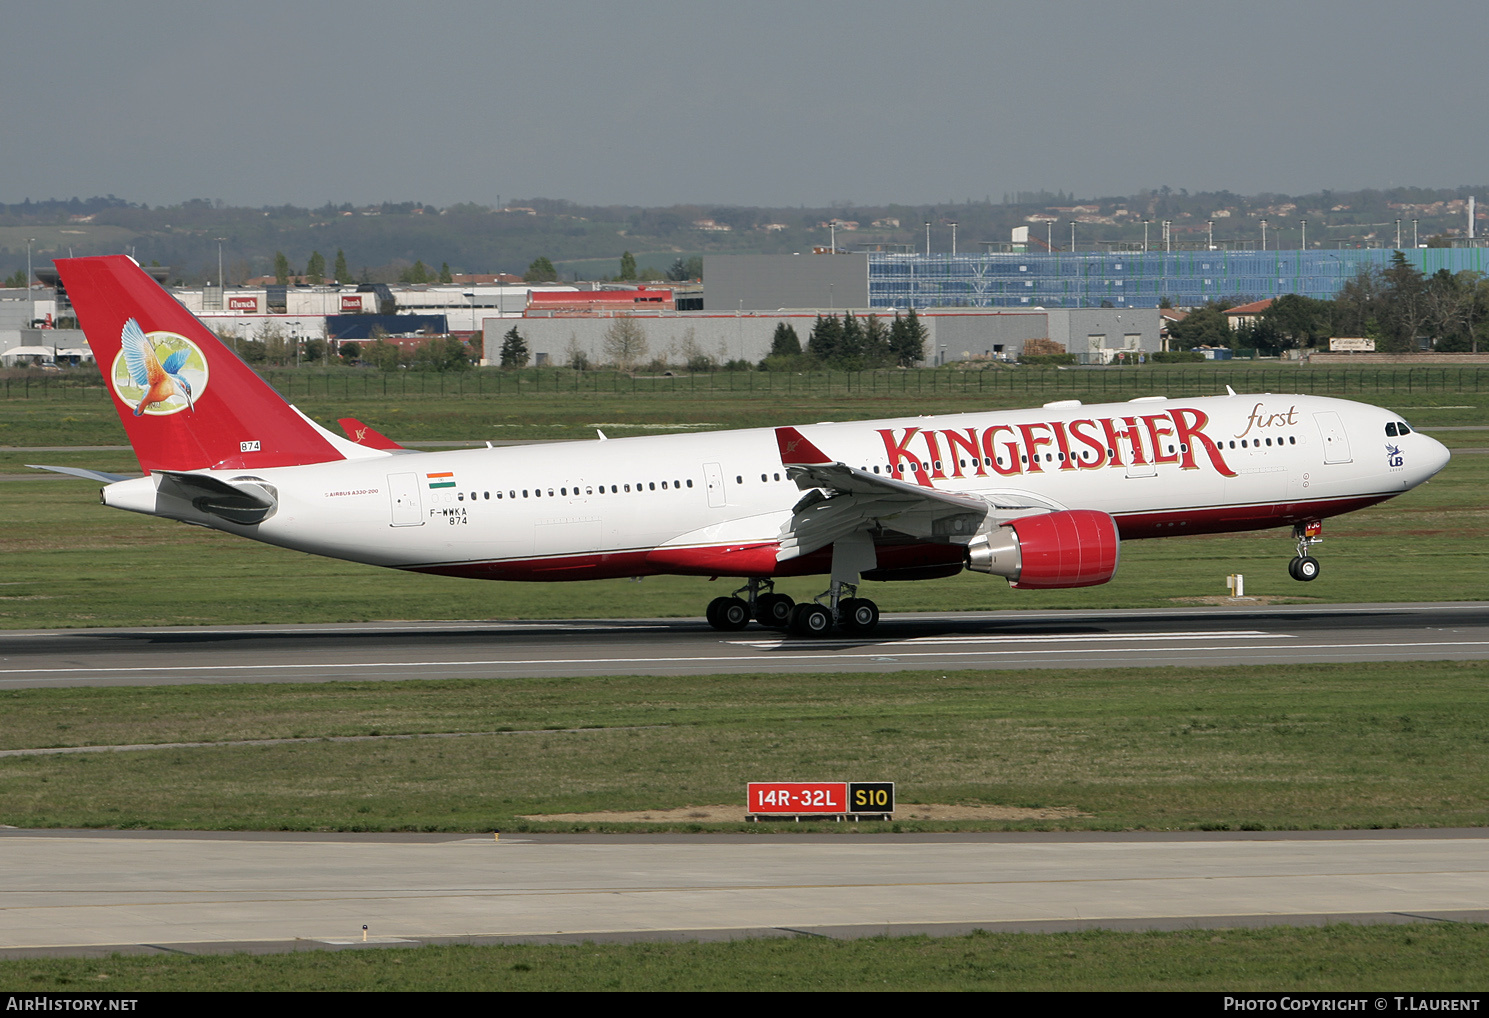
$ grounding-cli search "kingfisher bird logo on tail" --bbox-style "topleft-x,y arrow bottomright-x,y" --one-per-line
112,319 -> 207,416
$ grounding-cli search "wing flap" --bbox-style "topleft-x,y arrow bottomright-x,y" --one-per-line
772,426 -> 990,561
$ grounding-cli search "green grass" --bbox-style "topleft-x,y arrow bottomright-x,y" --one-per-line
2,362 -> 1487,447
4,924 -> 1485,991
3,661 -> 1486,832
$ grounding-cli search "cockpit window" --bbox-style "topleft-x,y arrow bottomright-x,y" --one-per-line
1398,421 -> 1412,434
1385,422 -> 1399,437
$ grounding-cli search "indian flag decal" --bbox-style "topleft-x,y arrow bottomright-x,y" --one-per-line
426,471 -> 456,489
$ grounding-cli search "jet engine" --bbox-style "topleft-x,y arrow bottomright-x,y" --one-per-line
965,509 -> 1120,589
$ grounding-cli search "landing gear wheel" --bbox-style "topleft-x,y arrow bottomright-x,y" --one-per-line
755,592 -> 794,629
789,603 -> 833,637
1294,555 -> 1320,581
837,597 -> 880,634
706,596 -> 751,631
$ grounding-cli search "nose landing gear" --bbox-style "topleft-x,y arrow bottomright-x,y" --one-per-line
1288,521 -> 1323,581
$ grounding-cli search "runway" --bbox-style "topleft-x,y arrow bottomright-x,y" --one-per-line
1,602 -> 1487,688
1,828 -> 1484,957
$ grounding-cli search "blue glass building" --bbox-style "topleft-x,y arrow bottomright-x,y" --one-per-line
868,248 -> 1489,310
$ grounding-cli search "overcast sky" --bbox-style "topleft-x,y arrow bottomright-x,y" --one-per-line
4,0 -> 1485,209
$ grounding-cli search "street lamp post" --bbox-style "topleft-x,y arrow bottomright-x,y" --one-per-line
1070,221 -> 1076,253
216,237 -> 226,288
1260,219 -> 1268,251
1412,219 -> 1419,248
25,238 -> 35,330
1208,220 -> 1214,250
1301,219 -> 1307,250
924,222 -> 931,256
1395,219 -> 1402,249
1143,220 -> 1149,252
949,221 -> 958,256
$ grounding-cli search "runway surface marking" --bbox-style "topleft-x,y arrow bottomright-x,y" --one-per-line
727,628 -> 1279,648
9,640 -> 1489,680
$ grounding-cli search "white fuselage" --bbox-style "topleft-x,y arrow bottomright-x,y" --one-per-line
100,393 -> 1450,582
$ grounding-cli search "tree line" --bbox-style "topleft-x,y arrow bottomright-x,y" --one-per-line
493,309 -> 929,373
1168,253 -> 1487,355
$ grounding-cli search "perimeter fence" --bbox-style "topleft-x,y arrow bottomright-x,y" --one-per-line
4,365 -> 1488,402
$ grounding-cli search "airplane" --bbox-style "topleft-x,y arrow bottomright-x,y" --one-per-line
35,255 -> 1451,637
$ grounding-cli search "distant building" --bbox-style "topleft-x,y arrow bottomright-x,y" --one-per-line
1224,298 -> 1274,329
526,287 -> 675,315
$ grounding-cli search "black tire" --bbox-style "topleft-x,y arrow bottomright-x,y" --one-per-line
755,592 -> 794,629
1288,557 -> 1302,581
719,596 -> 751,629
789,603 -> 833,636
838,597 -> 880,634
705,596 -> 729,630
1296,556 -> 1320,581
707,596 -> 749,630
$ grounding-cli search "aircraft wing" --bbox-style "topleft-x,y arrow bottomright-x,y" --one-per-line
338,417 -> 406,450
773,426 -> 991,561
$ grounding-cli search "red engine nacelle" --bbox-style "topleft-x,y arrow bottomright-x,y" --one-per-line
965,509 -> 1121,589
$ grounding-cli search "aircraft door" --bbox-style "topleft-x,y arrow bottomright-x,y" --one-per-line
703,462 -> 727,508
388,472 -> 424,526
1314,412 -> 1352,464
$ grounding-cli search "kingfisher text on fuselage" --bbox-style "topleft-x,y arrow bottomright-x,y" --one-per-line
876,406 -> 1238,484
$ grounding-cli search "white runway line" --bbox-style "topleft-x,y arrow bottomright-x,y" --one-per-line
4,640 -> 1489,681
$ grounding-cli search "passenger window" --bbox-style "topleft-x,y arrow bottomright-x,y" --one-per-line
662,481 -> 668,489
686,480 -> 692,488
674,479 -> 680,488
773,473 -> 780,481
761,473 -> 767,482
736,475 -> 743,484
624,484 -> 630,492
649,482 -> 655,491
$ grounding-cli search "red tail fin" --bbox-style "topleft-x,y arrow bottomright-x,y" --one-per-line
58,255 -> 342,472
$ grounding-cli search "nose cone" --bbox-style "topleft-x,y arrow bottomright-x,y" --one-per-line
1422,434 -> 1451,479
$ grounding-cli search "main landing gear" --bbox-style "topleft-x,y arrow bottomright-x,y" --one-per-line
1288,521 -> 1323,582
704,578 -> 879,637
706,578 -> 795,632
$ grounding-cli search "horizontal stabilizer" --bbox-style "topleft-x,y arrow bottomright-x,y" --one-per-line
27,464 -> 135,483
